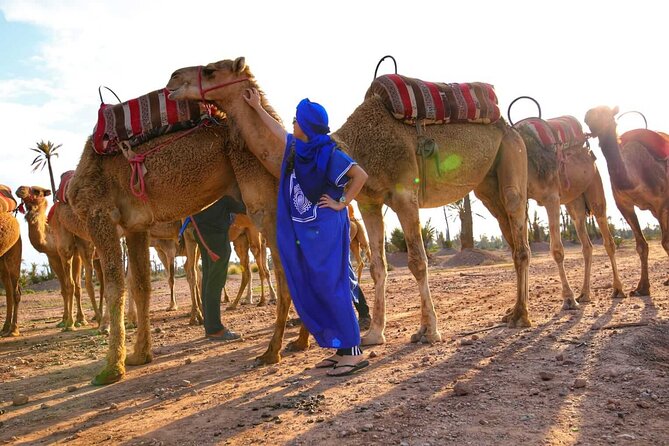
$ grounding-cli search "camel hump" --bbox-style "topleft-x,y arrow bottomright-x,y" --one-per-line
515,116 -> 586,150
92,88 -> 204,156
366,74 -> 500,125
56,170 -> 75,204
620,129 -> 669,160
0,184 -> 17,213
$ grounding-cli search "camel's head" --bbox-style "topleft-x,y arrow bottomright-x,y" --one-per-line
166,57 -> 251,103
15,186 -> 51,217
584,105 -> 619,138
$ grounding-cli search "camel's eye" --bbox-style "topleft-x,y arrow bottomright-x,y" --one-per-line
202,67 -> 215,77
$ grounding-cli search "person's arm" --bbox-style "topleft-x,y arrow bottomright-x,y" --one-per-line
318,164 -> 368,211
243,88 -> 287,179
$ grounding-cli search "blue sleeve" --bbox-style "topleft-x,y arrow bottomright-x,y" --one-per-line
326,150 -> 356,187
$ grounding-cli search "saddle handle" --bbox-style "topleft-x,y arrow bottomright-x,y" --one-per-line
507,95 -> 542,126
616,110 -> 648,129
98,86 -> 122,105
374,55 -> 397,80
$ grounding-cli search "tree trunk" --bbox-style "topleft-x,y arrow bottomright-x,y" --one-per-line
47,160 -> 57,204
443,206 -> 451,242
460,194 -> 474,250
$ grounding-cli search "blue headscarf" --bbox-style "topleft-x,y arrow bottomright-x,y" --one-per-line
293,98 -> 336,203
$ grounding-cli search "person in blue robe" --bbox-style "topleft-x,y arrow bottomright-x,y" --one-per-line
243,90 -> 370,376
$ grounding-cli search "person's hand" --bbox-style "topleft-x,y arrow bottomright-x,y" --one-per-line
318,193 -> 345,211
243,88 -> 261,109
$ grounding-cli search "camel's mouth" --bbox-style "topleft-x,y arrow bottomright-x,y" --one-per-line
166,85 -> 185,100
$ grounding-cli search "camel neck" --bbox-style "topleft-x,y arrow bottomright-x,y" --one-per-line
598,130 -> 633,189
25,206 -> 52,253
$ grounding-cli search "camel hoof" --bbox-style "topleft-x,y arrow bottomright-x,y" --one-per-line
285,340 -> 309,352
75,320 -> 88,327
506,315 -> 532,329
361,332 -> 386,346
166,305 -> 178,312
125,352 -> 153,366
255,352 -> 280,365
91,368 -> 125,386
630,288 -> 650,297
125,322 -> 137,330
256,300 -> 266,307
562,299 -> 581,310
226,304 -> 238,311
95,327 -> 110,336
610,289 -> 627,299
1,329 -> 19,337
62,325 -> 76,332
56,321 -> 66,328
268,299 -> 277,305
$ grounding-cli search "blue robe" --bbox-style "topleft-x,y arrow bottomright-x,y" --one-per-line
277,135 -> 361,349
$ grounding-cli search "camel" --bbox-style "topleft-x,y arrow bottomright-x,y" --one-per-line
15,186 -> 102,329
0,185 -> 22,337
224,213 -> 277,309
584,106 -> 669,295
165,57 -> 531,350
348,205 -> 371,283
67,111 -> 289,384
513,116 -> 625,308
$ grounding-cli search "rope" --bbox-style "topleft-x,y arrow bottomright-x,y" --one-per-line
189,216 -> 221,262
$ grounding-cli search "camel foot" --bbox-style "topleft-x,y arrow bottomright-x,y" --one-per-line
166,305 -> 178,312
663,278 -> 669,286
410,328 -> 442,344
610,288 -> 627,299
1,328 -> 19,337
91,366 -> 125,386
575,294 -> 591,305
226,304 -> 239,311
630,288 -> 650,297
505,313 -> 532,328
75,319 -> 88,327
189,316 -> 203,326
95,326 -> 110,335
125,322 -> 137,330
56,321 -> 66,328
256,299 -> 266,307
361,331 -> 386,346
268,298 -> 277,305
125,351 -> 153,366
255,351 -> 280,365
563,299 -> 581,310
285,338 -> 309,352
62,324 -> 76,332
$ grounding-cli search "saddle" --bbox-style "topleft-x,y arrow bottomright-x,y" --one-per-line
92,88 -> 203,155
514,116 -> 587,151
56,170 -> 75,204
0,184 -> 17,213
366,74 -> 500,125
620,129 -> 669,160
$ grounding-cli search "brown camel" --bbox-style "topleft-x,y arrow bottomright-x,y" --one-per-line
0,185 -> 22,337
584,106 -> 669,295
514,116 -> 625,308
67,112 -> 289,384
225,213 -> 277,309
166,57 -> 531,350
348,205 -> 371,283
15,185 -> 101,329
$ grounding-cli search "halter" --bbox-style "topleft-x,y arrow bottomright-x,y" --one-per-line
198,65 -> 248,101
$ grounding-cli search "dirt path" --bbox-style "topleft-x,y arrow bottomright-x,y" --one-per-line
1,240 -> 668,445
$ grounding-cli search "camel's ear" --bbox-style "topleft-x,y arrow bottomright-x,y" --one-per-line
44,190 -> 52,197
233,57 -> 246,73
612,105 -> 620,116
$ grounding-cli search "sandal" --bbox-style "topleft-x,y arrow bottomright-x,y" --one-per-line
315,356 -> 342,369
326,360 -> 370,377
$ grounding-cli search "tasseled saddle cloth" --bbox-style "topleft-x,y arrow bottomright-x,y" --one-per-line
366,74 -> 500,125
514,116 -> 587,150
93,88 -> 203,155
620,129 -> 669,160
0,184 -> 17,213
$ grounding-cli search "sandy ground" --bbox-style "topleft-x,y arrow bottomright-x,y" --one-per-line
1,240 -> 668,446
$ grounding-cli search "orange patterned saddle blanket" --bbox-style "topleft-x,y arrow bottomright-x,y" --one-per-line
514,116 -> 587,150
0,184 -> 17,213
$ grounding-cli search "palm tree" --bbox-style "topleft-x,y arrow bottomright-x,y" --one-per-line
30,140 -> 61,203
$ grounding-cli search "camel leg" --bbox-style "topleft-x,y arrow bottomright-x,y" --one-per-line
124,231 -> 153,366
476,131 -> 530,328
57,248 -> 78,331
564,198 -> 593,304
659,207 -> 669,287
156,248 -> 177,311
618,204 -> 650,296
79,242 -> 102,323
88,213 -> 126,385
47,253 -> 69,328
351,238 -> 365,284
359,202 -> 389,346
93,258 -> 109,333
285,323 -> 310,352
184,237 -> 203,325
72,254 -> 88,327
228,236 -> 250,310
544,196 -> 578,309
1,239 -> 21,337
261,238 -> 277,305
125,269 -> 138,329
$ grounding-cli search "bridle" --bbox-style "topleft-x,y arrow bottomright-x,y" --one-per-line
197,65 -> 248,101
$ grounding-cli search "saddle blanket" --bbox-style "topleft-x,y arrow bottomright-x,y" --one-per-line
366,74 -> 500,125
515,116 -> 586,150
620,129 -> 669,160
93,88 -> 202,155
0,184 -> 17,213
56,170 -> 75,204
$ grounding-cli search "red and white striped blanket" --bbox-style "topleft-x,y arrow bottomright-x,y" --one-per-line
515,116 -> 587,150
620,129 -> 669,160
93,88 -> 203,155
366,74 -> 500,125
56,170 -> 75,204
0,184 -> 17,213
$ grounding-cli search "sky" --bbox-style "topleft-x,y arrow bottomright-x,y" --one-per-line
0,0 -> 665,270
